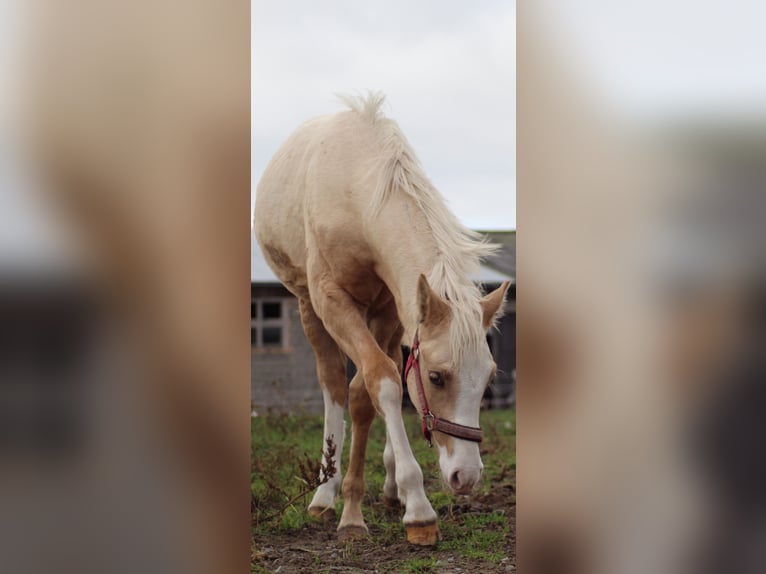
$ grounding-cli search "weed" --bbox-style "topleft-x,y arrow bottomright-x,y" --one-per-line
253,434 -> 337,525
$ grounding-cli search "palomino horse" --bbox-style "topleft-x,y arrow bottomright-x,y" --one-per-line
254,94 -> 509,546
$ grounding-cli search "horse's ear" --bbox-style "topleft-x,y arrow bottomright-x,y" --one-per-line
417,274 -> 450,326
480,281 -> 511,330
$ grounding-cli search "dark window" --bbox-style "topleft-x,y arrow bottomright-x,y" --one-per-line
262,302 -> 282,319
262,327 -> 282,346
251,298 -> 288,350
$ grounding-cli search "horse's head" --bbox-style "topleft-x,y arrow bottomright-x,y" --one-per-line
406,274 -> 510,494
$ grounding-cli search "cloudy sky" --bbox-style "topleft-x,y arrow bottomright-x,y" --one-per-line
2,1 -> 765,263
251,0 -> 766,233
538,1 -> 766,119
251,1 -> 517,231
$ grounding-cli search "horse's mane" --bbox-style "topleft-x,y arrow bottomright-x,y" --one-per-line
339,92 -> 499,360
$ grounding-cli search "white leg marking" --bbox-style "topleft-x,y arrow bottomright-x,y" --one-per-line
383,429 -> 398,501
377,378 -> 436,524
309,389 -> 345,511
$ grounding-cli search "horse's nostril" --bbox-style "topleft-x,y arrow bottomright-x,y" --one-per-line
449,468 -> 481,493
450,470 -> 477,493
449,470 -> 462,491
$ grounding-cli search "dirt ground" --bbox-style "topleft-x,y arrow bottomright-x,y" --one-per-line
252,479 -> 515,573
252,410 -> 515,573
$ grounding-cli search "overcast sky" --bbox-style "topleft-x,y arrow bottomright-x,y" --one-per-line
537,1 -> 766,121
3,2 -> 766,262
251,1 -> 517,231
251,0 -> 766,233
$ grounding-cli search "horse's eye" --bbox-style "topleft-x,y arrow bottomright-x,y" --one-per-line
428,371 -> 444,387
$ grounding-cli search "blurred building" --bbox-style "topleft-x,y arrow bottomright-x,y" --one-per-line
251,231 -> 516,414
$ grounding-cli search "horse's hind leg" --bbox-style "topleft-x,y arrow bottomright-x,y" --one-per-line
382,325 -> 404,509
299,298 -> 348,520
337,371 -> 376,539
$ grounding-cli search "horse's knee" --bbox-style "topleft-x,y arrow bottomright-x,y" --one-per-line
348,375 -> 374,421
370,372 -> 403,414
362,356 -> 401,405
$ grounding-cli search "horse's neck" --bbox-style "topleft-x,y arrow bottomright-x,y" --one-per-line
373,200 -> 440,341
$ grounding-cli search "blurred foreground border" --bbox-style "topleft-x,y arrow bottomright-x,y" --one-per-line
518,3 -> 766,574
1,2 -> 250,573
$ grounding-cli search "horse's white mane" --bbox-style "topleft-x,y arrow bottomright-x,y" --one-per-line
339,92 -> 499,360
337,91 -> 388,123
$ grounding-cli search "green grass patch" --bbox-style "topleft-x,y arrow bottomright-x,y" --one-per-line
398,556 -> 440,573
440,511 -> 509,563
252,408 -> 515,568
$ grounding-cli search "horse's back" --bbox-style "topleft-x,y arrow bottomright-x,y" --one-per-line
255,111 -> 383,296
254,115 -> 325,295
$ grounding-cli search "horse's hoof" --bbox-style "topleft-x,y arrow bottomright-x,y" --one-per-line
308,506 -> 335,521
337,524 -> 369,541
383,496 -> 402,511
405,520 -> 440,546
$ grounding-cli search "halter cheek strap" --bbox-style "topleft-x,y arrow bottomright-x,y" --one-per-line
404,330 -> 484,447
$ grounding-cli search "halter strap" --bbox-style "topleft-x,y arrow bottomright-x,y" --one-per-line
404,329 -> 484,447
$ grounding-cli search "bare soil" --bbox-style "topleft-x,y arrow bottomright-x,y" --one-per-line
252,478 -> 515,573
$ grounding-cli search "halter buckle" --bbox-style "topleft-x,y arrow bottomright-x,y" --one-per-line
422,412 -> 435,448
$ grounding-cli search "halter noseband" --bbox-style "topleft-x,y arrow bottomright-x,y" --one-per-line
404,329 -> 484,447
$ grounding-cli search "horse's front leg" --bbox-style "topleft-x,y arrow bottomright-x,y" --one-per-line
365,366 -> 439,545
382,428 -> 400,508
311,281 -> 439,545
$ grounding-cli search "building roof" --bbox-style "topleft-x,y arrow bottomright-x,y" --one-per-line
480,230 -> 516,280
467,264 -> 513,284
252,233 -> 515,285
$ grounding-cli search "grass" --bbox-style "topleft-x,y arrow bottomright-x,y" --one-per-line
252,408 -> 515,572
440,512 -> 509,562
399,556 -> 440,573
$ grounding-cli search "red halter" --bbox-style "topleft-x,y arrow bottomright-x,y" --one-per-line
404,330 -> 484,447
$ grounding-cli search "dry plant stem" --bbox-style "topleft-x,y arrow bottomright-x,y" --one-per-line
256,437 -> 337,524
